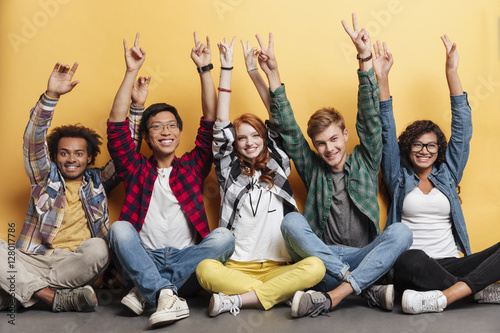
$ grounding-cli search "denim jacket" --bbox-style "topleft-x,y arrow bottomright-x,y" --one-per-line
380,93 -> 472,255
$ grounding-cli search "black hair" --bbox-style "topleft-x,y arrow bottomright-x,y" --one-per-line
47,124 -> 102,165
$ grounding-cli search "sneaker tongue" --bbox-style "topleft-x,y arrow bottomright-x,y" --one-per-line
160,289 -> 174,297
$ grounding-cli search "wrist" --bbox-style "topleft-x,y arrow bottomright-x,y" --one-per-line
197,63 -> 213,73
356,53 -> 372,62
126,68 -> 139,74
45,90 -> 60,99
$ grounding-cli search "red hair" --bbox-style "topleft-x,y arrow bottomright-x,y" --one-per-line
233,113 -> 274,189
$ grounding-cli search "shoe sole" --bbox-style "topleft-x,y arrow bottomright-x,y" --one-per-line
149,309 -> 189,328
384,284 -> 395,311
208,294 -> 219,317
121,296 -> 144,316
78,286 -> 98,312
291,291 -> 306,318
401,290 -> 417,314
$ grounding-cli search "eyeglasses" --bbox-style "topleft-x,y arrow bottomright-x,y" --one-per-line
411,141 -> 439,154
149,122 -> 179,132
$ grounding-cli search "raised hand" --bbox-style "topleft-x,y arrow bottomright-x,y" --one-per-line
441,34 -> 463,95
191,32 -> 212,68
218,36 -> 236,67
46,62 -> 80,99
241,40 -> 258,70
256,33 -> 278,75
341,13 -> 371,58
131,76 -> 151,107
373,40 -> 393,79
124,33 -> 146,73
441,34 -> 459,72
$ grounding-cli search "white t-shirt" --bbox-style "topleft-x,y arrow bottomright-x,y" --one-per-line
140,167 -> 197,250
231,171 -> 291,263
401,187 -> 460,259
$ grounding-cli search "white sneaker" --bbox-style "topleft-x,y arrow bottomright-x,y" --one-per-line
474,283 -> 500,303
402,290 -> 447,314
208,293 -> 241,317
121,287 -> 146,315
149,289 -> 189,328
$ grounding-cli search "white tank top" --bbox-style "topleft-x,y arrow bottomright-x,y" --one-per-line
402,187 -> 460,259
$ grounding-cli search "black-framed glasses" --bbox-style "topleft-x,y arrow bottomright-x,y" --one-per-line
411,141 -> 439,154
149,123 -> 179,132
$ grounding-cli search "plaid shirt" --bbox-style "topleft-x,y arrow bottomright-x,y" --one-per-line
17,94 -> 141,256
213,121 -> 297,230
269,68 -> 382,240
107,110 -> 213,238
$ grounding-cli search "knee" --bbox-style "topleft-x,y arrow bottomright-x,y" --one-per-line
77,238 -> 110,269
302,256 -> 326,280
196,259 -> 221,281
206,227 -> 235,252
280,212 -> 307,237
108,221 -> 136,247
386,223 -> 413,250
395,249 -> 427,273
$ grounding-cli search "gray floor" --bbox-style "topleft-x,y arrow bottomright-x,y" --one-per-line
2,288 -> 500,333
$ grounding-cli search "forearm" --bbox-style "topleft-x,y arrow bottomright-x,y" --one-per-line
200,71 -> 217,121
377,74 -> 391,101
356,69 -> 382,170
24,94 -> 58,182
267,69 -> 281,94
129,104 -> 144,152
109,70 -> 138,122
358,52 -> 373,72
216,70 -> 232,123
248,70 -> 272,119
446,68 -> 463,96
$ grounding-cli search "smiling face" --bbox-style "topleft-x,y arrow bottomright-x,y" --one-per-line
313,123 -> 349,172
235,122 -> 264,163
409,132 -> 439,174
144,111 -> 181,162
55,137 -> 91,181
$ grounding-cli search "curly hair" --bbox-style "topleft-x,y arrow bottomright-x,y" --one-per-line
398,120 -> 447,170
139,103 -> 183,148
307,107 -> 345,139
233,113 -> 274,189
47,124 -> 102,165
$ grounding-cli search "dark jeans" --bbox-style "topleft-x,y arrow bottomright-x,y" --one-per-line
394,242 -> 500,295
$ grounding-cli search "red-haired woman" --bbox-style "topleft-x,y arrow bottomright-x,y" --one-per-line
196,37 -> 325,317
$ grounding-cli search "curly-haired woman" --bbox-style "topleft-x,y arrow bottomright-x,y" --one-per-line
375,35 -> 500,314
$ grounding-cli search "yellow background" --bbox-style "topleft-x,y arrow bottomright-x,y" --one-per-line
1,0 -> 499,254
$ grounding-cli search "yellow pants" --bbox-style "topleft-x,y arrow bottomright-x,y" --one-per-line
196,257 -> 325,310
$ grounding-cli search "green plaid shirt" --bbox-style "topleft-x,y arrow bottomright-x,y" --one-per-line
269,68 -> 382,240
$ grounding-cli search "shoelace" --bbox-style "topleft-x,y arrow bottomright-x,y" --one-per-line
484,287 -> 500,302
158,294 -> 177,310
307,293 -> 330,318
57,289 -> 80,311
220,296 -> 240,316
420,294 -> 441,312
362,289 -> 380,308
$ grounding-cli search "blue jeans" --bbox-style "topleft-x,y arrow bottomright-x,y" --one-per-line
109,221 -> 235,306
281,212 -> 412,295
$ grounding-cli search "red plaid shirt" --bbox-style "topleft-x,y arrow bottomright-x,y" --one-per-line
107,116 -> 213,238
